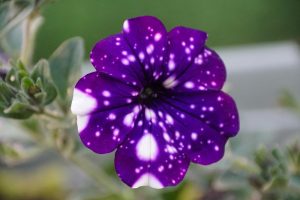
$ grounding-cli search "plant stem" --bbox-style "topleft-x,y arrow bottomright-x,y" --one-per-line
20,11 -> 43,66
41,109 -> 64,120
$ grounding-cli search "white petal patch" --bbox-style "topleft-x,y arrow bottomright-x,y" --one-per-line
77,115 -> 90,132
132,173 -> 164,189
136,134 -> 158,161
71,89 -> 97,115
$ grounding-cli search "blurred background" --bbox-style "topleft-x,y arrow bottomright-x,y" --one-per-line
34,0 -> 300,59
1,0 -> 300,200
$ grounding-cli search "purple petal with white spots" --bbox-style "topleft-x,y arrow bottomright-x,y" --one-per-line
171,47 -> 226,92
157,91 -> 239,164
71,72 -> 139,116
162,27 -> 207,81
78,104 -> 141,154
115,111 -> 189,188
122,16 -> 168,81
90,34 -> 144,87
161,91 -> 239,137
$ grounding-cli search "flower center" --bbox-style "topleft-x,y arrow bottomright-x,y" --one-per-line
139,83 -> 164,105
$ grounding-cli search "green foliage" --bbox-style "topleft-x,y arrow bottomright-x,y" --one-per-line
48,37 -> 84,111
0,59 -> 57,119
0,0 -> 33,37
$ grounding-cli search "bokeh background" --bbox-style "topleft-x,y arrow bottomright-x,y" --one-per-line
1,0 -> 300,200
35,0 -> 300,59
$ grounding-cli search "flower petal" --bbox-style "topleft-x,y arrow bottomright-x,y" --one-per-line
170,47 -> 226,92
78,104 -> 141,154
90,34 -> 144,87
122,16 -> 168,81
162,27 -> 207,80
115,111 -> 189,188
71,72 -> 139,116
157,91 -> 239,164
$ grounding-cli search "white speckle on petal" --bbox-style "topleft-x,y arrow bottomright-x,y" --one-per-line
154,33 -> 162,41
185,47 -> 191,54
123,113 -> 134,127
191,132 -> 197,140
168,60 -> 176,71
85,88 -> 92,93
121,58 -> 130,65
145,108 -> 156,122
163,132 -> 171,142
95,131 -> 100,137
184,81 -> 195,89
158,165 -> 164,172
214,145 -> 219,151
108,113 -> 116,120
163,75 -> 178,89
166,114 -> 174,125
146,44 -> 154,54
128,55 -> 136,62
139,52 -> 145,60
166,145 -> 177,154
113,129 -> 119,136
104,100 -> 110,106
102,90 -> 111,97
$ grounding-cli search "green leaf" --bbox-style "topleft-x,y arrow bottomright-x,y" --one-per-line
3,99 -> 33,119
49,37 -> 84,107
5,67 -> 19,87
21,76 -> 35,93
40,79 -> 57,105
31,59 -> 49,80
31,59 -> 57,105
0,80 -> 15,103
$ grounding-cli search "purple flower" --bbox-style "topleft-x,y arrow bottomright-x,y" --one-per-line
71,16 -> 239,189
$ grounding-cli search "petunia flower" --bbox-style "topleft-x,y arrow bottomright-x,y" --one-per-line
71,16 -> 239,189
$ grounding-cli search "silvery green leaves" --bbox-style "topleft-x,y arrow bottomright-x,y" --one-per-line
0,0 -> 34,57
0,59 -> 57,119
49,37 -> 84,111
0,0 -> 33,36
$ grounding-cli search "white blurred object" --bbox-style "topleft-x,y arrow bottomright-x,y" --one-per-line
219,41 -> 300,73
218,41 -> 300,138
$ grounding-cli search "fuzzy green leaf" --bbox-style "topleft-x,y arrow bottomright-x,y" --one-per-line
31,60 -> 57,105
2,99 -> 33,119
48,37 -> 83,106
